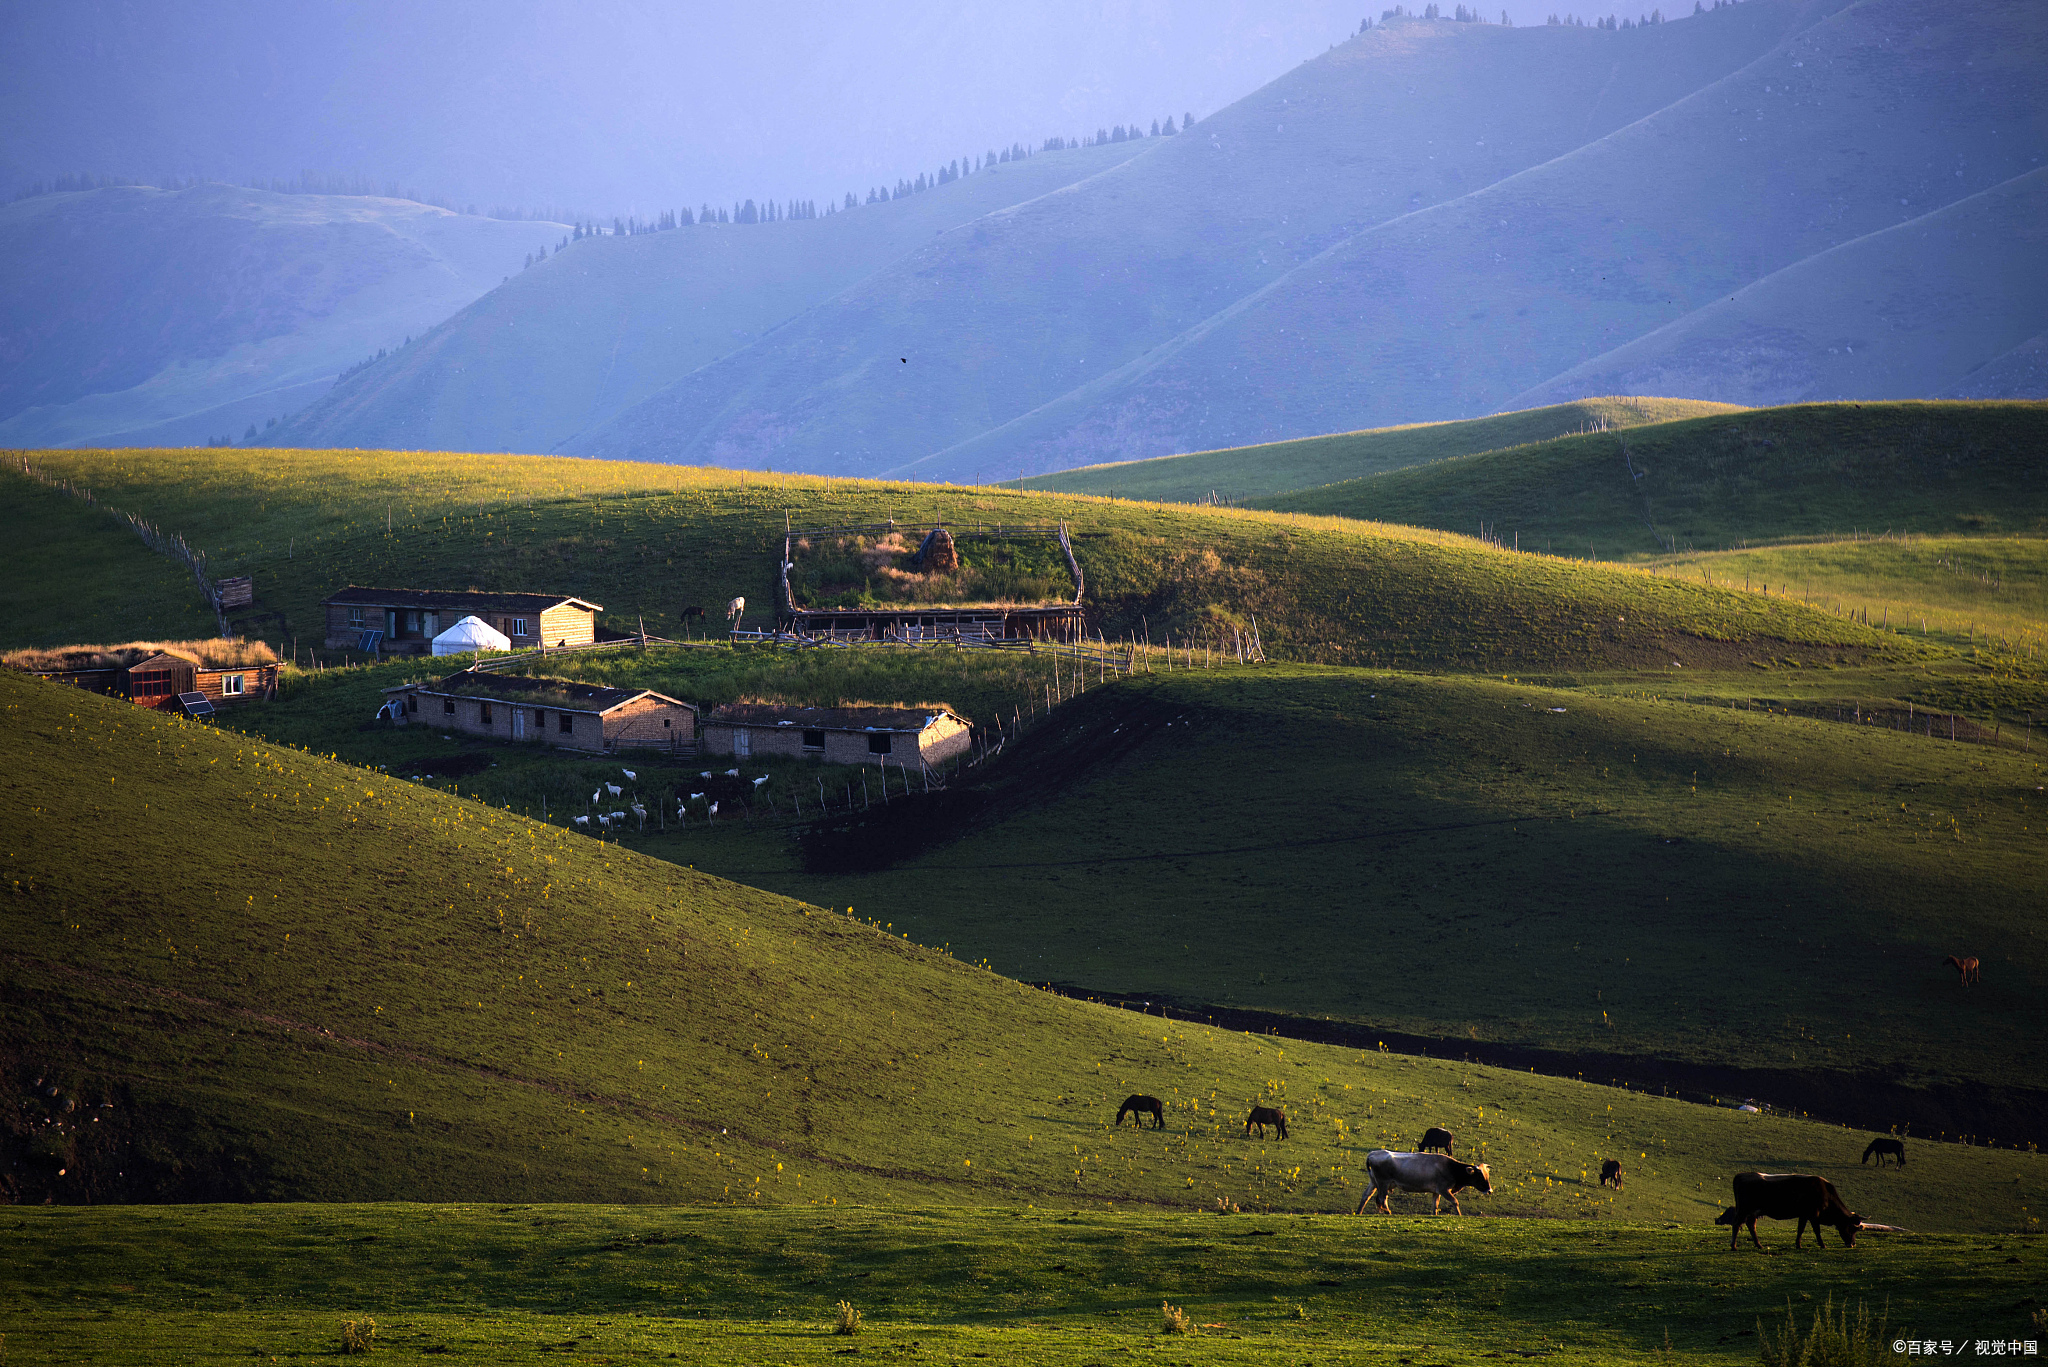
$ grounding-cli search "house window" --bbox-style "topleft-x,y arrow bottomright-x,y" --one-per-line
868,732 -> 893,754
407,695 -> 418,714
511,617 -> 529,638
558,712 -> 574,734
132,670 -> 172,699
802,730 -> 826,749
221,674 -> 245,697
348,607 -> 364,627
532,708 -> 544,727
443,698 -> 455,715
479,702 -> 493,724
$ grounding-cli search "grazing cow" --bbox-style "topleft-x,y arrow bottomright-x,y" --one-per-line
1716,1173 -> 1861,1251
1417,1127 -> 1456,1155
1245,1106 -> 1288,1140
1357,1150 -> 1493,1216
1862,1138 -> 1906,1167
1943,955 -> 1981,987
1116,1094 -> 1165,1129
1600,1159 -> 1624,1189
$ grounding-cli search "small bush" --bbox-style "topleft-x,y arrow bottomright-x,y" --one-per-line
339,1317 -> 378,1354
1161,1301 -> 1195,1336
1757,1296 -> 1887,1367
1213,1197 -> 1240,1214
833,1300 -> 863,1336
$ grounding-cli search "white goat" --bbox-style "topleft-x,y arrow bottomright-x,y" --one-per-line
621,768 -> 637,780
689,792 -> 705,802
573,815 -> 591,828
751,776 -> 769,788
606,782 -> 624,799
724,768 -> 739,778
590,788 -> 601,806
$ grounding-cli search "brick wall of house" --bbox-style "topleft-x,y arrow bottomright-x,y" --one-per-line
603,696 -> 695,751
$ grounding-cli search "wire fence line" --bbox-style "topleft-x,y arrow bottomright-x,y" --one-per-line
13,454 -> 231,636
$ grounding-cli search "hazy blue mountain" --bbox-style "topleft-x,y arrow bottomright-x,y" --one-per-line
0,184 -> 562,448
272,142 -> 1149,457
566,0 -> 2043,481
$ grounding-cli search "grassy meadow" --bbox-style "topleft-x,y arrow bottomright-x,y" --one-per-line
0,444 -> 1909,674
1253,401 -> 2048,554
16,669 -> 2042,1221
4,1204 -> 2044,1366
1015,397 -> 1740,504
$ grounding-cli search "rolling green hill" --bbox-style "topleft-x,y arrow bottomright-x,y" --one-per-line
14,666 -> 2033,1236
524,663 -> 2048,1137
1254,402 -> 2048,553
1012,398 -> 1741,503
568,0 -> 2046,483
3,445 -> 1906,673
0,184 -> 564,449
272,141 -> 1151,457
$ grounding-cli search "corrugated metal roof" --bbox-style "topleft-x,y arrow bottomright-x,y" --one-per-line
322,586 -> 603,614
704,702 -> 967,732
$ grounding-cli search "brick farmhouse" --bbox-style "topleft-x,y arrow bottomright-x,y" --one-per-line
384,670 -> 695,753
699,702 -> 972,772
323,587 -> 601,654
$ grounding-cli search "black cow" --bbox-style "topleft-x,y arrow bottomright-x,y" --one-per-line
1116,1094 -> 1165,1129
1417,1127 -> 1455,1155
1715,1173 -> 1861,1250
1245,1106 -> 1288,1140
1599,1159 -> 1624,1189
1861,1138 -> 1906,1167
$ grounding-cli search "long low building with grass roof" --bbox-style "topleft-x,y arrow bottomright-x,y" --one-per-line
700,701 -> 972,771
384,669 -> 696,753
5,639 -> 280,714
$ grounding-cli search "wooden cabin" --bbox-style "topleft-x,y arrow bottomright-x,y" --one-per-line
3,640 -> 279,713
382,670 -> 696,754
322,588 -> 602,655
699,702 -> 972,772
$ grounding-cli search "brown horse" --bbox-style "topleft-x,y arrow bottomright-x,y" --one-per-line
1116,1094 -> 1165,1129
1245,1106 -> 1288,1140
1943,955 -> 1981,987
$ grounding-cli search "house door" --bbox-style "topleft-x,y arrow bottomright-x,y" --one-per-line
512,709 -> 526,740
733,728 -> 750,757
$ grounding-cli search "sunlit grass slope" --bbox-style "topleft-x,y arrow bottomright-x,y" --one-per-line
650,666 -> 2048,1114
1254,401 -> 2048,553
0,465 -> 218,645
6,1206 -> 2044,1366
1645,536 -> 2048,658
6,668 -> 2040,1227
1015,397 -> 1740,503
5,446 -> 1907,671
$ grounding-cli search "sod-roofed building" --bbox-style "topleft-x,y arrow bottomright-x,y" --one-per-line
699,702 -> 972,771
322,588 -> 602,655
384,670 -> 695,753
3,639 -> 280,714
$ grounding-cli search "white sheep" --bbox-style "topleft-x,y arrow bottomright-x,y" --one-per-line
724,768 -> 739,778
689,792 -> 705,802
596,814 -> 613,829
573,815 -> 591,828
621,768 -> 637,780
609,810 -> 627,821
700,771 -> 712,778
606,782 -> 624,799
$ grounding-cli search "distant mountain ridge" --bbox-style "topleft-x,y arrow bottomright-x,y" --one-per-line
0,184 -> 563,449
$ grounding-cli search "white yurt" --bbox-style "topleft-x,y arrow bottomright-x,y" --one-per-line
432,614 -> 512,656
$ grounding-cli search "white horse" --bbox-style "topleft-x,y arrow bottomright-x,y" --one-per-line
726,595 -> 746,628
